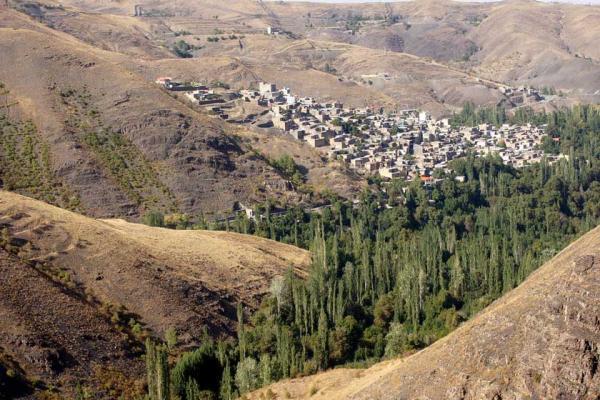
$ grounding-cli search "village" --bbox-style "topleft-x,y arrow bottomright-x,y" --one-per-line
156,77 -> 563,182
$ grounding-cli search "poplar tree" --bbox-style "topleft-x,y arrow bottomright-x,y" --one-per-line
145,339 -> 169,400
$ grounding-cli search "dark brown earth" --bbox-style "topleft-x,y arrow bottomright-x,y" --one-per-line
0,248 -> 145,399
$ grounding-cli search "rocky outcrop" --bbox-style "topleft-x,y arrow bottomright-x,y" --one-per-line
349,241 -> 600,400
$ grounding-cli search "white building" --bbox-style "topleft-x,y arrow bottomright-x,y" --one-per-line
259,82 -> 276,95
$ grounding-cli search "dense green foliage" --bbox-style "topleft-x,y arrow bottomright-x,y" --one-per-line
450,101 -> 508,127
225,104 -> 599,391
146,339 -> 170,400
268,154 -> 305,186
449,102 -> 556,127
143,105 -> 600,399
171,343 -> 222,400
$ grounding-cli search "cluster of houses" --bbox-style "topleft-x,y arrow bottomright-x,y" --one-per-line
498,85 -> 545,106
156,77 -> 240,120
157,77 -> 562,181
239,82 -> 561,180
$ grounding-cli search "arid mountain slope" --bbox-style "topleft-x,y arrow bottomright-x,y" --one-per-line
189,36 -> 503,114
467,1 -> 600,96
249,225 -> 600,400
0,5 -> 365,217
12,0 -> 600,107
11,0 -> 599,113
0,248 -> 145,399
10,1 -> 172,59
0,8 -> 309,218
267,0 -> 600,100
224,0 -> 595,105
0,191 -> 310,341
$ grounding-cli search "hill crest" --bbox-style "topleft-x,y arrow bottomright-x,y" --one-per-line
0,190 -> 310,339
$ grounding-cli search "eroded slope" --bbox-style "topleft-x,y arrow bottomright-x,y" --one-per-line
0,9 -> 298,218
0,248 -> 145,399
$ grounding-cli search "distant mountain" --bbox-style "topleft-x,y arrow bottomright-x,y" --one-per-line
266,0 -> 600,100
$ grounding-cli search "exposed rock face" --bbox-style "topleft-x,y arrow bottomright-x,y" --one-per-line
538,255 -> 600,400
248,227 -> 600,400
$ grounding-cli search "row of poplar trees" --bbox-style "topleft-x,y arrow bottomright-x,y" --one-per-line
145,104 -> 600,399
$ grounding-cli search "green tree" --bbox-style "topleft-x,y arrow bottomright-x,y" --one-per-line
171,343 -> 222,400
143,211 -> 164,227
235,357 -> 259,395
145,339 -> 169,400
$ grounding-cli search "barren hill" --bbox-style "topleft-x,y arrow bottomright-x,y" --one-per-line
8,0 -> 599,116
248,225 -> 600,400
0,7 -> 322,219
0,190 -> 310,340
267,0 -> 600,102
0,4 -> 366,218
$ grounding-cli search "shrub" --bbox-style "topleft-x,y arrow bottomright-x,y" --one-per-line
171,343 -> 222,400
172,40 -> 194,58
143,211 -> 164,227
384,323 -> 420,358
270,155 -> 304,186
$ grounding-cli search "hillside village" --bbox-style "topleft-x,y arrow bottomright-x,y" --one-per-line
157,78 -> 563,181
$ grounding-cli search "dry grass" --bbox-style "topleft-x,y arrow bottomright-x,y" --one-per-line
0,190 -> 310,339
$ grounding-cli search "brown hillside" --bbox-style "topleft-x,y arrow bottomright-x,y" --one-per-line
10,1 -> 172,59
15,0 -> 599,105
0,5 -> 366,217
0,191 -> 310,342
0,8 -> 308,218
468,1 -> 600,97
0,248 -> 145,399
183,35 -> 502,114
249,225 -> 600,400
266,0 -> 600,103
